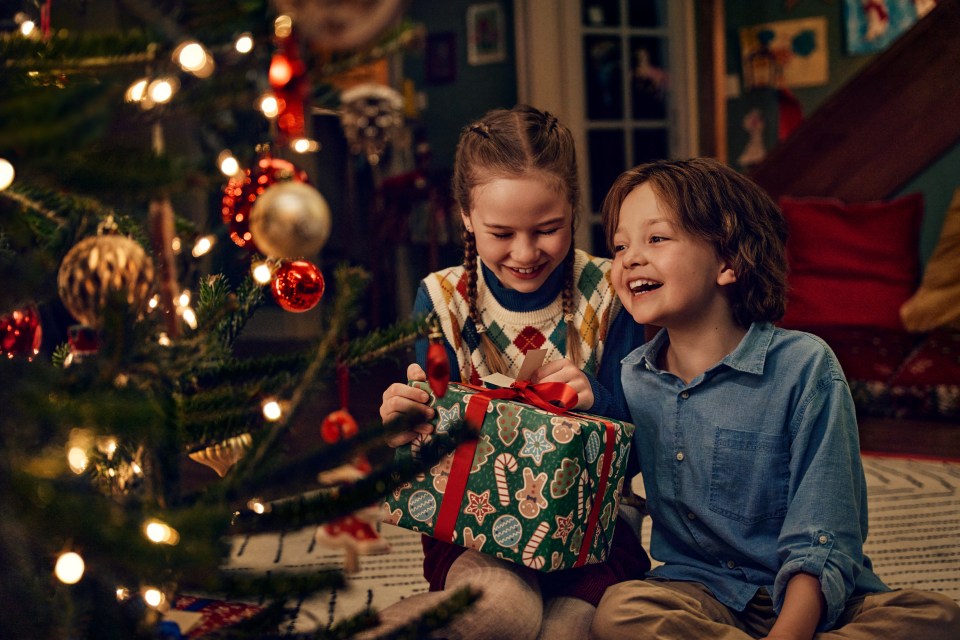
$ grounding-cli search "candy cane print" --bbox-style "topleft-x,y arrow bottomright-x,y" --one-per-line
494,452 -> 518,505
522,521 -> 550,569
577,470 -> 588,519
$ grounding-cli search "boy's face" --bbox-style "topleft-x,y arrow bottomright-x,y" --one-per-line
463,175 -> 573,292
610,183 -> 736,331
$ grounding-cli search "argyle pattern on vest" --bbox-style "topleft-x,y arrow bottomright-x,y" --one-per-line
422,250 -> 621,384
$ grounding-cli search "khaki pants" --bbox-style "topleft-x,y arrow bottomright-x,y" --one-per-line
591,579 -> 960,640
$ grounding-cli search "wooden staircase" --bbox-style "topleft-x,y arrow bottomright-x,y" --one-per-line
748,0 -> 960,202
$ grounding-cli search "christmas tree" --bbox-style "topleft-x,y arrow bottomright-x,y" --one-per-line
0,2 -> 473,637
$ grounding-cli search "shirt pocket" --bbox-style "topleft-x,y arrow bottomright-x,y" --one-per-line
709,427 -> 789,525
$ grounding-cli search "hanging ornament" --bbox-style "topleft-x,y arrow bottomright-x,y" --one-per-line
0,305 -> 42,360
268,26 -> 309,144
57,228 -> 155,329
188,433 -> 253,477
273,0 -> 405,52
270,259 -> 325,312
221,149 -> 309,252
250,182 -> 332,259
425,312 -> 450,398
321,408 -> 359,443
67,325 -> 100,359
339,83 -> 405,165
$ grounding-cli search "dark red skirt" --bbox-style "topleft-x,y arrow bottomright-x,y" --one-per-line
421,516 -> 650,607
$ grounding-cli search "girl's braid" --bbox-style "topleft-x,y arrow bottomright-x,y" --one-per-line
560,247 -> 582,368
462,226 -> 507,376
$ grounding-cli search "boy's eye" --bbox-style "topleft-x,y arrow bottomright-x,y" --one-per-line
649,235 -> 667,243
612,244 -> 626,253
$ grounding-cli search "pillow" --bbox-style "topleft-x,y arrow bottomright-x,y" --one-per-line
900,188 -> 960,332
779,194 -> 924,329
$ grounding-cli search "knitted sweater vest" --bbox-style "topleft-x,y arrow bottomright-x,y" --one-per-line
422,249 -> 622,384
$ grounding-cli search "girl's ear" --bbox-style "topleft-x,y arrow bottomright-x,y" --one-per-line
460,209 -> 473,233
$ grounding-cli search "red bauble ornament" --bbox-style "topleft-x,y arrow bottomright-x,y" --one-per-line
321,408 -> 359,443
270,259 -> 325,312
0,305 -> 42,360
221,151 -> 308,251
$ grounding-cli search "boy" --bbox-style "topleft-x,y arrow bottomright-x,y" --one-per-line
591,158 -> 959,640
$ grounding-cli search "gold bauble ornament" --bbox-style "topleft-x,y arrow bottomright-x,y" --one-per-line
188,433 -> 253,477
249,181 -> 332,259
57,233 -> 155,328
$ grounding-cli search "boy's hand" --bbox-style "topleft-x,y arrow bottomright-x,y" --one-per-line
530,359 -> 594,410
380,363 -> 435,447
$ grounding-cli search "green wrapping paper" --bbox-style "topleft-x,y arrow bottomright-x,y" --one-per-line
382,381 -> 635,572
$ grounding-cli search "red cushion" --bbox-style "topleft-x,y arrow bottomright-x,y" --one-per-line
890,330 -> 960,386
779,194 -> 924,329
797,326 -> 922,382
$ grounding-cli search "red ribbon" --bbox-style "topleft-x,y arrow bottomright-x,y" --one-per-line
576,418 -> 615,566
433,381 -> 589,553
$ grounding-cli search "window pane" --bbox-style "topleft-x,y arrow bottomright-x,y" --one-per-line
628,0 -> 667,28
632,128 -> 669,165
630,36 -> 668,120
582,0 -> 621,27
588,129 -> 626,212
584,36 -> 624,120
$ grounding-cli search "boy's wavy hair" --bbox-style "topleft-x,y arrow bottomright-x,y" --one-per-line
452,104 -> 582,375
601,157 -> 789,328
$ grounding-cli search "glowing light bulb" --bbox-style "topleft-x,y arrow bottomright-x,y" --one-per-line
177,42 -> 205,71
251,261 -> 273,284
235,33 -> 254,54
192,235 -> 215,258
144,519 -> 180,545
274,15 -> 293,38
148,295 -> 159,310
258,94 -> 279,119
55,552 -> 85,584
178,291 -> 191,307
67,447 -> 88,474
218,151 -> 240,177
125,78 -> 148,103
262,399 -> 282,421
20,20 -> 36,37
291,138 -> 320,154
0,159 -> 15,190
181,308 -> 197,330
147,78 -> 178,104
143,587 -> 164,608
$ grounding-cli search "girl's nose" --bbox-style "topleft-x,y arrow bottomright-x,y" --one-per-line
512,235 -> 538,262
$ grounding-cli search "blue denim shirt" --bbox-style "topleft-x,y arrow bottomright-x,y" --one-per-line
621,322 -> 888,630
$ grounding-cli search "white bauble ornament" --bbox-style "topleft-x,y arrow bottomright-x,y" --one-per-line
249,181 -> 332,258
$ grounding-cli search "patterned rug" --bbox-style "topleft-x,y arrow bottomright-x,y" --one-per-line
216,454 -> 959,634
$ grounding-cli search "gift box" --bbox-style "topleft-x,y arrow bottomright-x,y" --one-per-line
382,379 -> 634,572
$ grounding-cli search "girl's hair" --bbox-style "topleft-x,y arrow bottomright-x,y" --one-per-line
453,104 -> 582,374
601,157 -> 789,328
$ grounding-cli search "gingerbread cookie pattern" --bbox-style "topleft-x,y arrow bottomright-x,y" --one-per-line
515,467 -> 549,519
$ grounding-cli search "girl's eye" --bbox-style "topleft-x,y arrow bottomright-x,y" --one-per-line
537,227 -> 560,236
492,233 -> 512,239
612,244 -> 626,253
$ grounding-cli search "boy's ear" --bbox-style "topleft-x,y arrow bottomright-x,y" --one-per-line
717,261 -> 737,287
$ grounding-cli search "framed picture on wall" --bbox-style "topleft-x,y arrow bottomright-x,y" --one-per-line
739,16 -> 828,91
467,3 -> 507,66
843,0 -> 937,55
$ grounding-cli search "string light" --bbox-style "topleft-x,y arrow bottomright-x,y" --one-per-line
258,94 -> 279,119
235,33 -> 254,54
19,20 -> 36,37
55,552 -> 85,584
144,519 -> 180,545
147,77 -> 179,105
0,159 -> 15,190
262,398 -> 282,421
174,41 -> 215,78
192,235 -> 216,258
143,587 -> 165,608
218,151 -> 241,177
274,15 -> 293,38
125,78 -> 149,103
67,446 -> 88,474
181,308 -> 197,329
291,138 -> 320,154
247,498 -> 269,514
251,261 -> 274,284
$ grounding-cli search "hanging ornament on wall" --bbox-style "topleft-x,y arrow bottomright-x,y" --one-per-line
221,149 -> 309,252
57,228 -> 155,329
273,0 -> 405,52
271,259 -> 326,312
339,83 -> 405,165
250,181 -> 332,259
0,305 -> 42,360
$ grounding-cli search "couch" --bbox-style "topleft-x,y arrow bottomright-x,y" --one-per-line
777,189 -> 960,458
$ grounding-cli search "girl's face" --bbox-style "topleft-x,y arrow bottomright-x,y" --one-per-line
610,183 -> 736,331
463,175 -> 573,293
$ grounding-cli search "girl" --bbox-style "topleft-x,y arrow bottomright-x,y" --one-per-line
371,105 -> 648,640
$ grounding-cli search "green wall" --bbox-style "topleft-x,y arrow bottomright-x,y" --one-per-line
724,0 -> 958,265
403,0 -> 518,170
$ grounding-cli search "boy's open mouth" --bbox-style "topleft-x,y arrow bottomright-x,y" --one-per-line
628,278 -> 662,294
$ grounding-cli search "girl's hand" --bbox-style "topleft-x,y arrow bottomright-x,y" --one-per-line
530,359 -> 595,410
380,363 -> 436,447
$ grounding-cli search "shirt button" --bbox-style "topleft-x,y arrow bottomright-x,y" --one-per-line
680,391 -> 689,399
726,560 -> 736,569
818,535 -> 828,544
687,512 -> 696,520
676,452 -> 685,461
